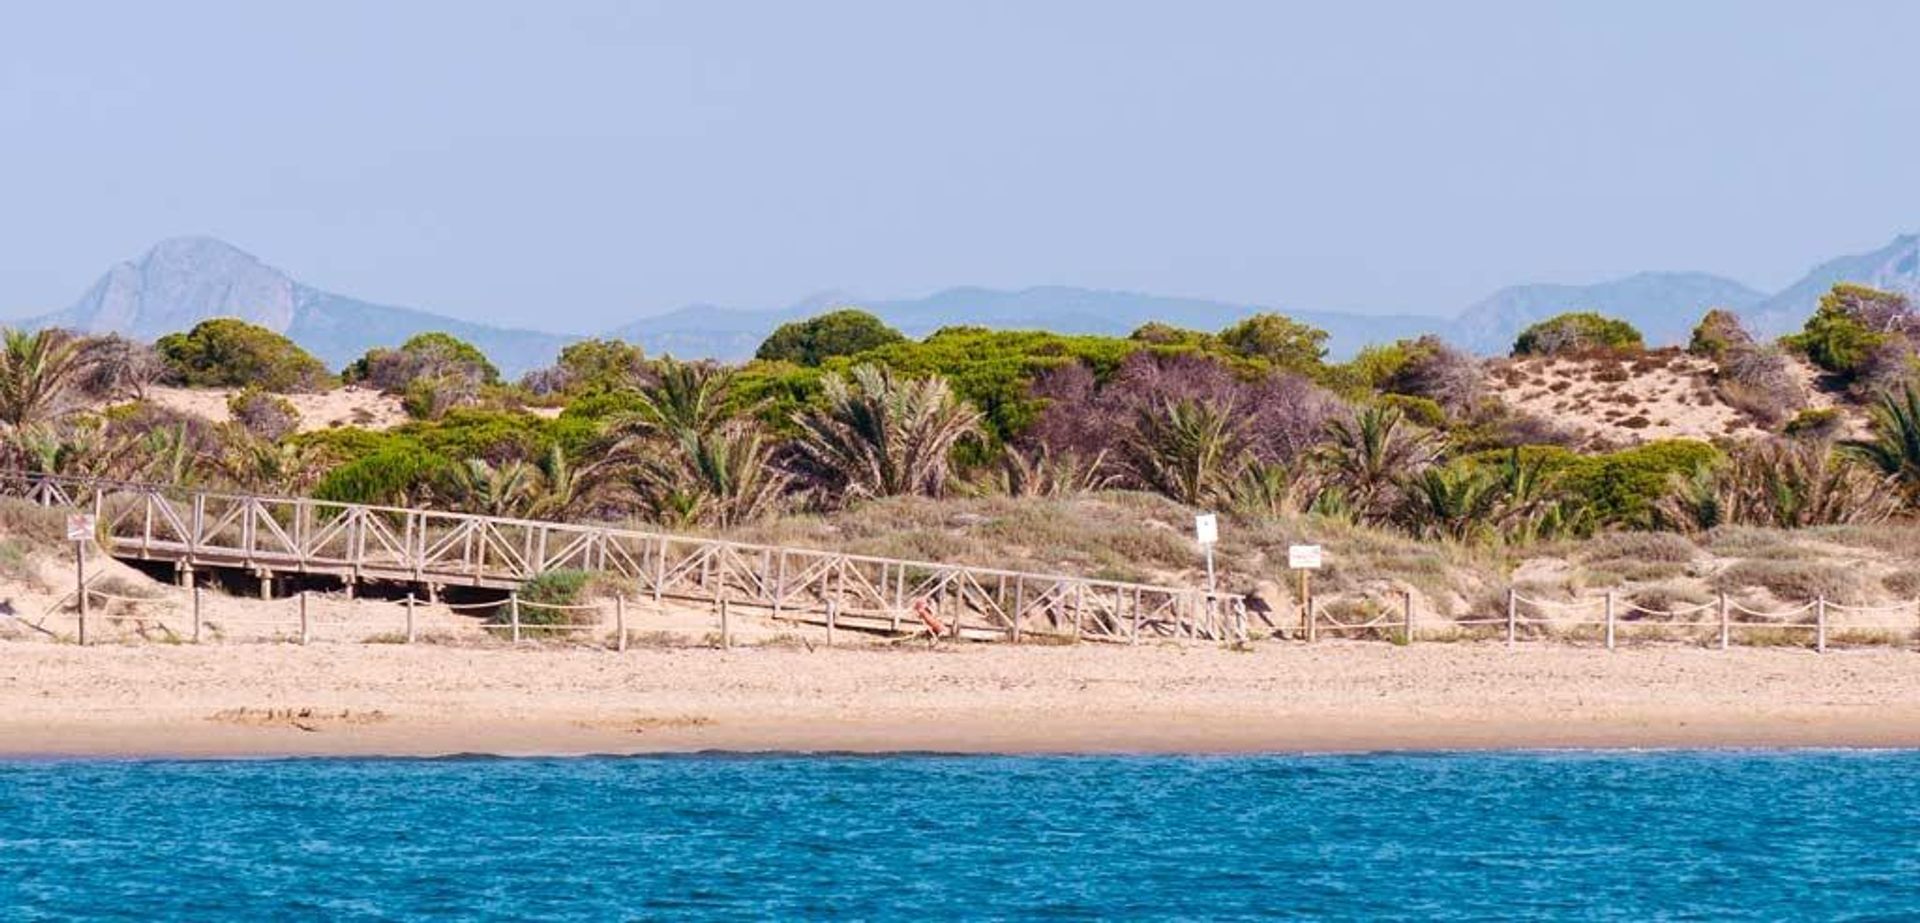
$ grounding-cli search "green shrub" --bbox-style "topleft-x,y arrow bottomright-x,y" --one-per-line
523,338 -> 647,396
1688,309 -> 1752,358
227,387 -> 300,440
312,444 -> 452,506
1512,312 -> 1645,357
756,309 -> 906,366
1786,284 -> 1913,378
397,409 -> 558,464
1783,407 -> 1843,439
1378,394 -> 1447,429
156,318 -> 331,391
345,332 -> 500,390
1216,313 -> 1329,373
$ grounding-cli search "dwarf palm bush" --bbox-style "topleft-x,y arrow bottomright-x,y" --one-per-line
0,328 -> 90,431
788,364 -> 982,503
1317,406 -> 1441,523
1114,397 -> 1249,507
1661,439 -> 1898,531
1846,384 -> 1920,504
626,421 -> 788,527
1397,464 -> 1502,542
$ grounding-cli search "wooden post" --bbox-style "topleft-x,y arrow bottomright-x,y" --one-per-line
299,591 -> 310,645
259,571 -> 271,601
1505,588 -> 1517,646
1297,569 -> 1310,640
719,596 -> 732,650
1306,594 -> 1318,643
1816,597 -> 1827,653
192,584 -> 203,644
510,592 -> 522,644
1402,590 -> 1414,644
615,596 -> 627,652
1130,594 -> 1141,645
1604,591 -> 1616,651
1718,592 -> 1729,651
826,598 -> 836,647
1010,578 -> 1024,644
74,538 -> 88,647
405,593 -> 417,644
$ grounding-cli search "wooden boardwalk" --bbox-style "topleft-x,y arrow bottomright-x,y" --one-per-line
0,472 -> 1252,643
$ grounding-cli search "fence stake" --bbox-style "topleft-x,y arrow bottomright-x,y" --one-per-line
1130,595 -> 1141,645
299,591 -> 310,645
1718,592 -> 1729,651
74,538 -> 88,646
1604,591 -> 1616,651
1816,597 -> 1827,653
1307,595 -> 1318,643
615,596 -> 627,652
720,596 -> 732,649
1402,590 -> 1414,644
510,592 -> 522,644
192,584 -> 203,643
405,593 -> 417,644
826,598 -> 836,647
1505,588 -> 1517,646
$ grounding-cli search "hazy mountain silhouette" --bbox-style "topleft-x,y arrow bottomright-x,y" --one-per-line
13,233 -> 1920,373
22,237 -> 572,376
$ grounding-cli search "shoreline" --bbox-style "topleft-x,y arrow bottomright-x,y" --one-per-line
5,642 -> 1920,759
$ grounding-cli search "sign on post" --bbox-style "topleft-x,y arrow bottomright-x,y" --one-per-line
1194,513 -> 1218,545
1287,544 -> 1323,570
66,514 -> 96,542
1195,513 -> 1219,594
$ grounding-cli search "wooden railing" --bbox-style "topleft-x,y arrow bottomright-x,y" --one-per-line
0,471 -> 1253,643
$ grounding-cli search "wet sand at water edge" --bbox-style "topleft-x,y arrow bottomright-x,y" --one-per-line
4,641 -> 1920,757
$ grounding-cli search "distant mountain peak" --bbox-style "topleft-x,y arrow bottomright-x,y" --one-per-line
18,236 -> 571,376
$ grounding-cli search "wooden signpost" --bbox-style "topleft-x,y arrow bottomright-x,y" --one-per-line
67,513 -> 95,645
1289,544 -> 1322,640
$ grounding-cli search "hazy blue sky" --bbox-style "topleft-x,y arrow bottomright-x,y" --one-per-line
3,1 -> 1916,332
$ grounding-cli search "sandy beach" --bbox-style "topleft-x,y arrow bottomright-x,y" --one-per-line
4,641 -> 1919,758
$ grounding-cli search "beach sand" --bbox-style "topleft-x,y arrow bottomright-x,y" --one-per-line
3,641 -> 1919,758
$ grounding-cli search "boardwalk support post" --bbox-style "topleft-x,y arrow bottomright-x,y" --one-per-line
720,596 -> 732,650
192,585 -> 203,644
826,598 -> 836,647
1816,597 -> 1827,653
74,538 -> 87,647
299,591 -> 310,645
510,592 -> 521,644
1506,588 -> 1517,646
405,593 -> 417,644
1719,592 -> 1729,651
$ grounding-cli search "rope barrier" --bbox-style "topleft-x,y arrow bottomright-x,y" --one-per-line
1730,600 -> 1817,617
514,600 -> 607,612
1823,600 -> 1920,615
1619,600 -> 1718,617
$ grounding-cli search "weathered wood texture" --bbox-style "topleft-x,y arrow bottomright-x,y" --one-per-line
1,472 -> 1252,643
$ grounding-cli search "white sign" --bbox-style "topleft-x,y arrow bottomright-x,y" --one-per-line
1194,513 -> 1218,545
65,513 -> 96,542
1288,544 -> 1323,570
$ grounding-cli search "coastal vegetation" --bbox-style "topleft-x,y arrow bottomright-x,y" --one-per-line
2,284 -> 1919,599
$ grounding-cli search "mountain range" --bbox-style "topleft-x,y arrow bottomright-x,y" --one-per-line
11,234 -> 1920,376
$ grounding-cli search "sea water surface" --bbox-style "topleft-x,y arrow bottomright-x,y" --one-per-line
3,750 -> 1918,919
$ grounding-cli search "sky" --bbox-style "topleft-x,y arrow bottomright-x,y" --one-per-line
2,0 -> 1917,333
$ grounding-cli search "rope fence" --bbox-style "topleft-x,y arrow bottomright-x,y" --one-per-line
15,571 -> 1920,653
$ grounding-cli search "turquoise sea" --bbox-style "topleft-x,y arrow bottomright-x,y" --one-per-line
3,751 -> 1917,919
